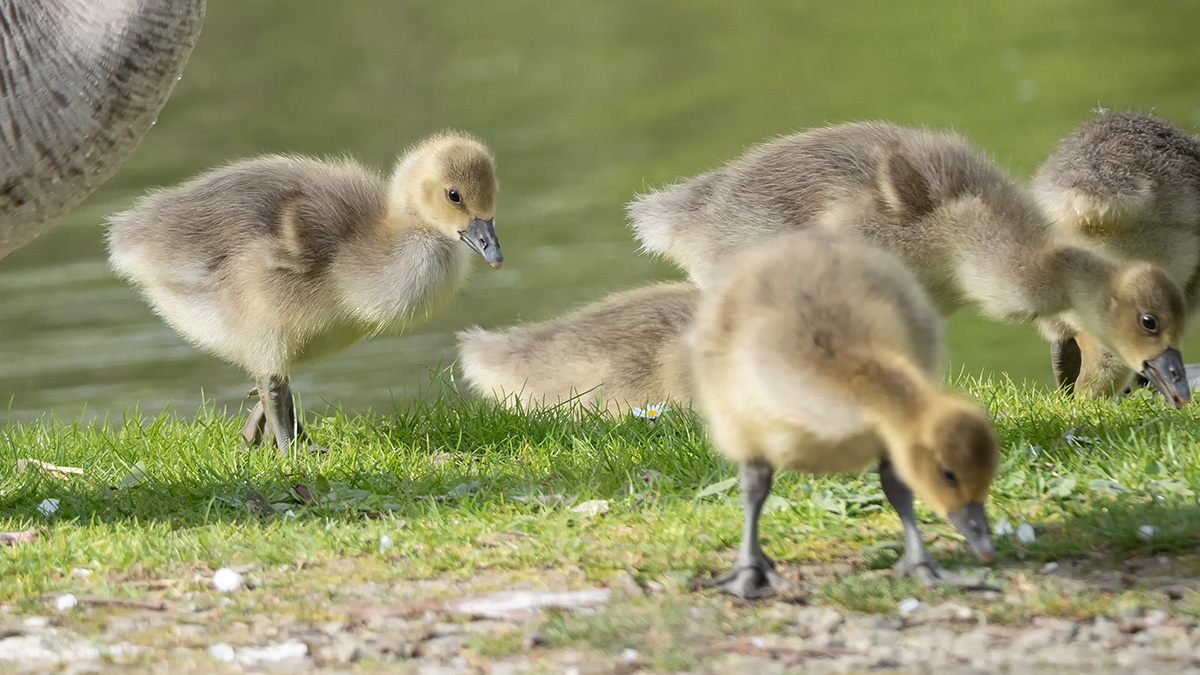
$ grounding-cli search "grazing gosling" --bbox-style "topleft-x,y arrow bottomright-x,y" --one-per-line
689,230 -> 998,599
457,282 -> 696,412
630,121 -> 1190,407
1034,110 -> 1200,399
108,133 -> 502,453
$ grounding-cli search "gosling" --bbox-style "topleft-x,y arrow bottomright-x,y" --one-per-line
108,132 -> 503,453
1034,110 -> 1200,398
630,122 -> 1190,407
457,282 -> 696,412
689,230 -> 999,599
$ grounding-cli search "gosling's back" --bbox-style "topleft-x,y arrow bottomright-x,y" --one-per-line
630,122 -> 1044,295
689,231 -> 944,473
1034,111 -> 1200,290
457,282 -> 697,411
107,156 -> 404,373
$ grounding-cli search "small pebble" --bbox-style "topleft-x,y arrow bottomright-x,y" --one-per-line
898,598 -> 921,616
1016,522 -> 1036,544
284,509 -> 296,518
72,567 -> 91,577
994,518 -> 1014,537
620,648 -> 639,662
209,643 -> 236,663
37,498 -> 60,516
212,567 -> 243,592
379,535 -> 393,553
1041,561 -> 1059,574
1144,609 -> 1168,627
54,593 -> 77,611
749,636 -> 765,648
1138,525 -> 1157,541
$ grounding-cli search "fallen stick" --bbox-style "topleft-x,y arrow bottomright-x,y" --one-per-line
75,596 -> 168,611
0,530 -> 38,546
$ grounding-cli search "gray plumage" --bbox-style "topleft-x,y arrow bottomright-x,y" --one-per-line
630,121 -> 1189,405
457,282 -> 696,412
108,133 -> 502,451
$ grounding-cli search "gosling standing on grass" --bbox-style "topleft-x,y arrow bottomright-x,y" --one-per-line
1034,110 -> 1200,398
630,122 -> 1190,407
689,231 -> 998,599
107,133 -> 503,453
456,282 -> 697,412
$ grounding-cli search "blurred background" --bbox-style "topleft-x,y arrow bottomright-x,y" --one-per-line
2,0 -> 1199,423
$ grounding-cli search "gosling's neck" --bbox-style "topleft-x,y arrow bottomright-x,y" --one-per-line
1042,243 -> 1119,335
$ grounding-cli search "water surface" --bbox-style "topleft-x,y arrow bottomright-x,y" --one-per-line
3,0 -> 1199,423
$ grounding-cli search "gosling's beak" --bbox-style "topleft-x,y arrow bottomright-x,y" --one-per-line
948,501 -> 994,563
1142,347 -> 1190,409
461,218 -> 503,269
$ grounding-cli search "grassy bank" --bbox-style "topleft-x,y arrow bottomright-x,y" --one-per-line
3,373 -> 1200,666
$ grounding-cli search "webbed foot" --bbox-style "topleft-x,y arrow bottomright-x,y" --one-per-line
704,557 -> 797,599
895,557 -> 995,590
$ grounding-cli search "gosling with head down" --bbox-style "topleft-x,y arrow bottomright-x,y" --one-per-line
108,132 -> 502,452
1034,110 -> 1200,400
689,230 -> 999,599
457,282 -> 696,412
631,121 -> 1190,407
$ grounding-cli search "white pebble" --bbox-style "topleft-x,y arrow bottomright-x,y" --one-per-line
620,648 -> 639,662
37,498 -> 59,516
379,535 -> 393,553
209,643 -> 236,663
72,568 -> 91,578
212,567 -> 243,592
284,509 -> 296,518
749,636 -> 765,648
897,598 -> 921,616
1040,561 -> 1059,574
994,517 -> 1014,537
1016,522 -> 1036,544
54,593 -> 77,611
1138,525 -> 1158,541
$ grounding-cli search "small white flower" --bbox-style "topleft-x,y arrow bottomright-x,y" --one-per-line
379,535 -> 393,552
1138,525 -> 1157,541
631,402 -> 669,422
212,567 -> 243,592
1016,522 -> 1036,544
1041,561 -> 1059,574
37,498 -> 59,516
54,593 -> 77,611
209,643 -> 236,663
897,597 -> 921,616
620,648 -> 639,662
994,517 -> 1014,537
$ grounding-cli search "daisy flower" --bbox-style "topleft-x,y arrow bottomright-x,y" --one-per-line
631,401 -> 669,422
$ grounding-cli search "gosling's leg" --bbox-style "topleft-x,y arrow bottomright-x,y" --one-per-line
1050,337 -> 1081,393
1073,333 -> 1135,400
240,393 -> 267,446
705,460 -> 797,598
255,374 -> 327,455
879,459 -> 989,589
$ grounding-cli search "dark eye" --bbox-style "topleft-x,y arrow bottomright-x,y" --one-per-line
1140,314 -> 1159,334
939,466 -> 959,486
446,189 -> 462,205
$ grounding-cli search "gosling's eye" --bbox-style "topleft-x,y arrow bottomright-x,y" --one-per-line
1140,314 -> 1159,334
446,189 -> 462,205
938,466 -> 959,487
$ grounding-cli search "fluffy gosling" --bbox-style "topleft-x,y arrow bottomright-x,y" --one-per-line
108,132 -> 502,452
1034,110 -> 1200,398
689,230 -> 999,599
631,121 -> 1190,407
457,282 -> 696,412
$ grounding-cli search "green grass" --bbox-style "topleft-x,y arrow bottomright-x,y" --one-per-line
3,373 -> 1200,665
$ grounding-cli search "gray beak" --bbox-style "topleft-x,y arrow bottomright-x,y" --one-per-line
1142,347 -> 1190,409
948,501 -> 994,563
461,218 -> 503,269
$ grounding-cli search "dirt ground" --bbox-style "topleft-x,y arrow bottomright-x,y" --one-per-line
6,559 -> 1200,675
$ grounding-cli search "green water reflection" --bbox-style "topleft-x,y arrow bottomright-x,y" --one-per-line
2,0 -> 1198,422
